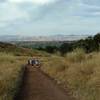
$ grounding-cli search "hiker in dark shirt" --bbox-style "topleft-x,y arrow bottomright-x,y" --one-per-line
32,59 -> 36,66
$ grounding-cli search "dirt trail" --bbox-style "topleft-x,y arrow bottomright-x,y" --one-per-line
15,66 -> 75,100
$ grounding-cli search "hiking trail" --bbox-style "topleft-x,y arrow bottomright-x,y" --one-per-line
15,65 -> 75,100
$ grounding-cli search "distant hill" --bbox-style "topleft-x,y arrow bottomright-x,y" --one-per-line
0,35 -> 89,42
0,42 -> 44,56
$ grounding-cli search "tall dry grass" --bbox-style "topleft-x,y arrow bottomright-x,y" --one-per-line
42,49 -> 100,100
0,48 -> 99,100
0,50 -> 48,100
0,52 -> 27,100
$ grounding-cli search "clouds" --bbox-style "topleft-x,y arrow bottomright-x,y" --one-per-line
82,0 -> 100,6
0,0 -> 100,36
8,0 -> 56,5
0,3 -> 28,21
0,1 -> 30,29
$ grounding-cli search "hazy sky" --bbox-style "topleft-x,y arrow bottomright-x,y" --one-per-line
0,0 -> 100,36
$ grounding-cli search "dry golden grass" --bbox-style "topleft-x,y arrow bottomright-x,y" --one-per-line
41,50 -> 100,100
0,47 -> 100,100
0,52 -> 28,100
65,48 -> 86,62
0,50 -> 49,100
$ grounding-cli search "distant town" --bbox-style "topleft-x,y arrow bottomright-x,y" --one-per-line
0,34 -> 89,42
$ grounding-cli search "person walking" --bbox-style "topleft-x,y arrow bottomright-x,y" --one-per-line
28,59 -> 32,66
35,59 -> 40,67
31,59 -> 36,66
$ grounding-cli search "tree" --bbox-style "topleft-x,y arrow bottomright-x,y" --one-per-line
94,33 -> 100,43
84,36 -> 98,53
59,43 -> 73,56
45,46 -> 58,53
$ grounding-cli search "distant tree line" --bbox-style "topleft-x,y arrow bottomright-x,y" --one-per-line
37,33 -> 100,56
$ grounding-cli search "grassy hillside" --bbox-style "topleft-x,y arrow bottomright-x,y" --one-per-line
0,42 -> 49,100
0,42 -> 100,100
41,49 -> 100,100
0,42 -> 49,57
0,52 -> 26,100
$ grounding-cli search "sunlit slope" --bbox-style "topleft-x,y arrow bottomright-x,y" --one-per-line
42,49 -> 100,100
